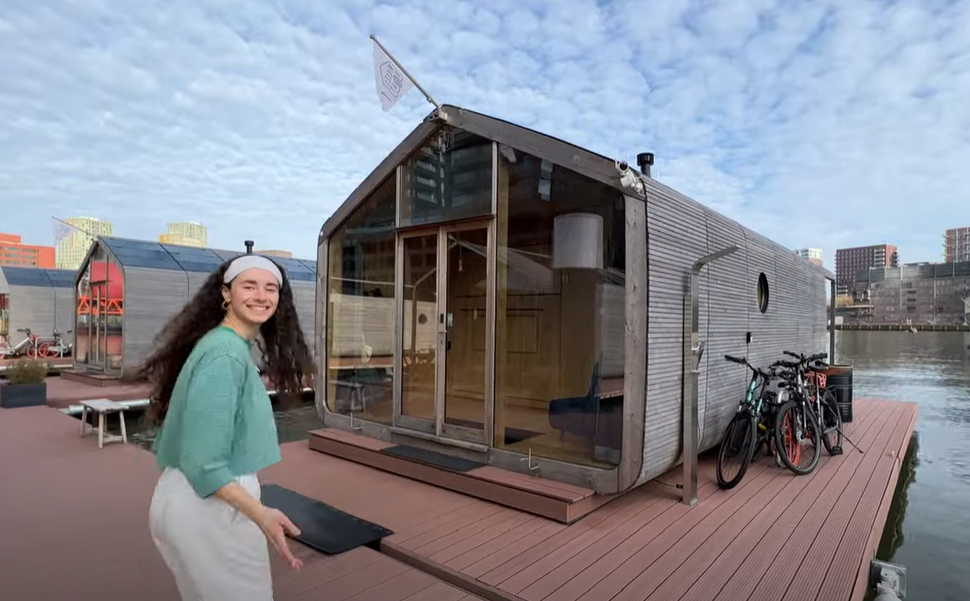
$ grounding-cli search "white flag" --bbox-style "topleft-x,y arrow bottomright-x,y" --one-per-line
373,39 -> 413,111
52,218 -> 75,245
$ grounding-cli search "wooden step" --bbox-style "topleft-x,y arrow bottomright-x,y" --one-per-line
59,370 -> 126,387
308,428 -> 617,523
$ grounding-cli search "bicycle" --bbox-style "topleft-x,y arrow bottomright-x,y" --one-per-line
0,328 -> 47,358
38,329 -> 73,358
770,353 -> 824,475
782,350 -> 844,455
716,354 -> 785,489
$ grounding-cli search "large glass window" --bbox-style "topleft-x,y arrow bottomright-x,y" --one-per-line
325,177 -> 397,424
74,246 -> 124,373
399,128 -> 493,227
494,148 -> 626,467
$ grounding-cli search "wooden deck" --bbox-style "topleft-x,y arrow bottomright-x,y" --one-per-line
309,427 -> 615,523
0,405 -> 482,601
268,398 -> 917,601
0,397 -> 915,601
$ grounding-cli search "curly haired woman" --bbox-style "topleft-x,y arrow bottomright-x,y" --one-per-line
141,254 -> 312,600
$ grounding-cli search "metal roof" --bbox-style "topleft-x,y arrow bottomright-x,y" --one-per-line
0,266 -> 77,288
93,237 -> 316,282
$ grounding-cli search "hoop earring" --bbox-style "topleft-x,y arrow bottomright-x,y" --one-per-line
221,298 -> 230,312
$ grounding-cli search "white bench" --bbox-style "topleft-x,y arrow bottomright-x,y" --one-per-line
79,399 -> 128,449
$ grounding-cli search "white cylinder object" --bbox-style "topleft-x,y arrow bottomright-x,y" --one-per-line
553,213 -> 604,269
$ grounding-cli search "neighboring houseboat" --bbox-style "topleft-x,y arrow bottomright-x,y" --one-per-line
316,105 -> 834,497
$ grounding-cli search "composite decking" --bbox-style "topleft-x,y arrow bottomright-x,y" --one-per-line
0,405 -> 481,601
0,397 -> 915,601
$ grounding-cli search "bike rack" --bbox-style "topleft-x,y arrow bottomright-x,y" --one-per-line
682,245 -> 739,506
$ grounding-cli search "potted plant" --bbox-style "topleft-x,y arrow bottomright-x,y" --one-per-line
0,358 -> 48,409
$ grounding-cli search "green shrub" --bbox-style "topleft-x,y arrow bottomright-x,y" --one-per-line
6,358 -> 48,385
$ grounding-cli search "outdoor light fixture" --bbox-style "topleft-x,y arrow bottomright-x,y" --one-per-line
552,213 -> 603,270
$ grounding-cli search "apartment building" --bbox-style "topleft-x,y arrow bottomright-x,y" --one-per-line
793,247 -> 824,267
56,217 -> 113,270
159,222 -> 207,248
944,227 -> 970,263
0,233 -> 55,268
835,244 -> 898,294
844,261 -> 970,325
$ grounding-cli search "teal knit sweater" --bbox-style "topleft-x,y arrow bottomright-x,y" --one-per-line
153,326 -> 280,498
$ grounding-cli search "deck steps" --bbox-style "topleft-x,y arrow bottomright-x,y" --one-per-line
308,428 -> 617,523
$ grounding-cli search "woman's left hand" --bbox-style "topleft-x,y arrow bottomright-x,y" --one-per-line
255,506 -> 303,570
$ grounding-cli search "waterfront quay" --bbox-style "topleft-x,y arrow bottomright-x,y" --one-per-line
0,397 -> 915,601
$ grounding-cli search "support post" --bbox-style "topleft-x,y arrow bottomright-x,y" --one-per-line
682,245 -> 739,506
829,279 -> 837,360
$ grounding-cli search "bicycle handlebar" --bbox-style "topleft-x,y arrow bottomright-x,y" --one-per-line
783,350 -> 828,363
724,354 -> 746,365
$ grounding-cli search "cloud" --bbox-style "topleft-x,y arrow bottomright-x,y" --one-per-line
1,0 -> 968,266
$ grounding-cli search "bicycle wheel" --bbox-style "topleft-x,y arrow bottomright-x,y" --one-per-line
716,411 -> 756,489
819,389 -> 843,454
773,400 -> 821,475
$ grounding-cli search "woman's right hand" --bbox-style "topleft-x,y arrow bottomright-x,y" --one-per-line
255,506 -> 303,570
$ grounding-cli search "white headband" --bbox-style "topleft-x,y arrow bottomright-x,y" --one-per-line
223,255 -> 283,286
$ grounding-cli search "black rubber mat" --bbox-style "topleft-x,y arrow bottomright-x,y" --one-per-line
380,444 -> 485,472
260,484 -> 393,555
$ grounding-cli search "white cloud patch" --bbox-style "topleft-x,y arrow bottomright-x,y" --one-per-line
1,0 -> 968,264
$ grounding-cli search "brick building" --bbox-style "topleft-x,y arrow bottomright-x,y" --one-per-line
835,244 -> 898,295
944,227 -> 970,263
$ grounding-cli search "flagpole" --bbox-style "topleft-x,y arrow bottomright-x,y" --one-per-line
370,34 -> 440,110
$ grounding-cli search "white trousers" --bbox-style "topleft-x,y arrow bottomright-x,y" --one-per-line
149,468 -> 274,601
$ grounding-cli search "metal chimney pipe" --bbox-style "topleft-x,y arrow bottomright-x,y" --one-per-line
244,240 -> 254,254
637,152 -> 654,178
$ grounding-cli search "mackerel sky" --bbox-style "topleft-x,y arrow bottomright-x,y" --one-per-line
2,0 -> 969,263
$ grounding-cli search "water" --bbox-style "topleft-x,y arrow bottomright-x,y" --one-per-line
835,330 -> 970,601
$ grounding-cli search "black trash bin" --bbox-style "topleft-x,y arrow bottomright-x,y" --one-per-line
822,364 -> 853,423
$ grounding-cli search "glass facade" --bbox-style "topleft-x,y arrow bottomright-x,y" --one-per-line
399,129 -> 493,227
323,128 -> 628,470
325,176 -> 397,425
494,148 -> 626,467
75,244 -> 124,374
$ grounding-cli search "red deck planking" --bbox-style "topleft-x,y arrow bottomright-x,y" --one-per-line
0,397 -> 915,601
0,406 -> 482,601
265,398 -> 916,601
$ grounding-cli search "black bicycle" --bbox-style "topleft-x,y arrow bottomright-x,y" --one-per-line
716,355 -> 784,489
770,353 -> 825,475
782,350 -> 844,456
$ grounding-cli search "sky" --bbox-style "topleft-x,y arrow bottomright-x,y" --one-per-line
1,0 -> 969,264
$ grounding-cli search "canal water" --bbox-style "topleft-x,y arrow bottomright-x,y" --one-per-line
835,330 -> 970,601
117,330 -> 967,599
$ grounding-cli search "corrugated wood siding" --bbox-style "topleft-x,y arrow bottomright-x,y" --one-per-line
698,213 -> 750,449
186,272 -> 210,299
291,281 -> 316,357
123,267 -> 189,376
638,188 -> 828,485
640,188 -> 711,480
7,285 -> 56,343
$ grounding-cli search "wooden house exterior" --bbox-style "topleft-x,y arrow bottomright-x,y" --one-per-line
316,105 -> 835,495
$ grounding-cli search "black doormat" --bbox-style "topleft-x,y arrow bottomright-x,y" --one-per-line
260,484 -> 393,555
380,444 -> 485,472
504,427 -> 544,445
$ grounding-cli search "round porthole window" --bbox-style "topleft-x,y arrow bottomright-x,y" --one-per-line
757,272 -> 769,313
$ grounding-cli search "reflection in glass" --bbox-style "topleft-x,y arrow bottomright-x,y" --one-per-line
443,228 -> 488,430
494,149 -> 626,467
325,177 -> 396,425
399,128 -> 493,227
74,244 -> 125,374
401,233 -> 438,422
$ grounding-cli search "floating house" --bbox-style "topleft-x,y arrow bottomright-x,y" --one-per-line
69,237 -> 317,380
313,105 -> 835,504
0,266 -> 76,350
